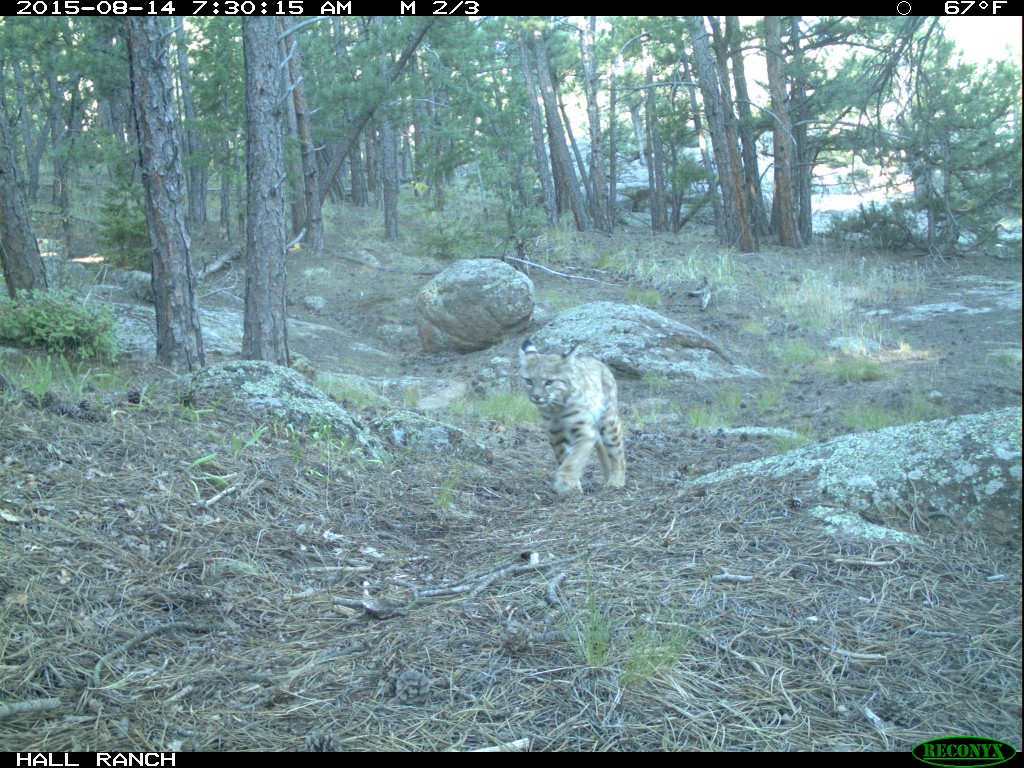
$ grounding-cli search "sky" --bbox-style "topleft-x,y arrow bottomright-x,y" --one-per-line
941,16 -> 1023,65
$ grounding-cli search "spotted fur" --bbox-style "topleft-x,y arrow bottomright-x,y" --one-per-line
519,339 -> 626,495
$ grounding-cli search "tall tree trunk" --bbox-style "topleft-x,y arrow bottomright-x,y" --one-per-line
0,103 -> 48,297
176,24 -> 207,227
242,17 -> 289,366
687,16 -> 753,251
530,29 -> 590,231
126,17 -> 205,372
726,16 -> 770,237
580,17 -> 611,233
517,30 -> 558,226
765,16 -> 802,247
789,17 -> 813,244
707,16 -> 757,251
349,137 -> 368,207
644,60 -> 668,233
279,19 -> 324,259
681,52 -> 723,239
380,114 -> 400,240
11,62 -> 43,204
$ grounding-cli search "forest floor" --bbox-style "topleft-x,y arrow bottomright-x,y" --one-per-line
1,203 -> 1021,751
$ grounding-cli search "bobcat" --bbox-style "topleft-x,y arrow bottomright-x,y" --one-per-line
519,339 -> 626,495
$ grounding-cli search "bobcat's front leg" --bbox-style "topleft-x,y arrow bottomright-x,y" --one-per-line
553,431 -> 598,495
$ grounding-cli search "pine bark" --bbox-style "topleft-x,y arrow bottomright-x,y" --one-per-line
126,17 -> 205,372
242,17 -> 289,366
0,102 -> 48,297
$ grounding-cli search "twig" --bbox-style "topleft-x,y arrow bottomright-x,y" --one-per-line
467,738 -> 532,752
502,255 -> 618,286
544,572 -> 567,608
823,647 -> 887,661
0,698 -> 61,719
93,622 -> 226,689
415,554 -> 582,600
712,572 -> 753,583
199,485 -> 237,509
833,557 -> 898,567
701,635 -> 766,677
330,597 -> 406,619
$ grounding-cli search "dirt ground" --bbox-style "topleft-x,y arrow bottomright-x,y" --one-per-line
1,210 -> 1020,751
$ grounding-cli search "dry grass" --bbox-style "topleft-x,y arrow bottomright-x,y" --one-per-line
1,383 -> 1019,752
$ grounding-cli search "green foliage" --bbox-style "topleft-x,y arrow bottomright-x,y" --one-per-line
826,200 -> 917,251
828,358 -> 887,383
563,567 -> 615,668
449,389 -> 535,427
97,175 -> 151,270
0,290 -> 119,360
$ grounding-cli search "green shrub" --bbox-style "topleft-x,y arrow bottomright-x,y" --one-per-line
826,200 -> 917,251
0,289 -> 119,359
97,176 -> 151,270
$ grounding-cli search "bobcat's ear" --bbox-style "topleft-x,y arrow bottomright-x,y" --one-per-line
562,343 -> 580,361
521,339 -> 538,356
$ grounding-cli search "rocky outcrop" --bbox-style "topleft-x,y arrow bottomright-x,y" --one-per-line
416,259 -> 534,353
532,301 -> 758,380
691,407 -> 1022,542
173,360 -> 386,457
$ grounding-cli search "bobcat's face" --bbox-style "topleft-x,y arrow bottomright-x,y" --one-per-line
520,341 -> 573,410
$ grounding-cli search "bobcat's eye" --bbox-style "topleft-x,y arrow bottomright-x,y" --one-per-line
544,380 -> 554,386
524,378 -> 532,385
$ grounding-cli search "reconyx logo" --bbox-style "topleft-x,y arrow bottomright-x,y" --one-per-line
913,737 -> 1017,768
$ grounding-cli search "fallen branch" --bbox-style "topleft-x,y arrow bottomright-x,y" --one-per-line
93,622 -> 226,689
468,738 -> 532,752
0,698 -> 60,720
414,554 -> 582,600
502,255 -> 618,286
197,248 -> 240,280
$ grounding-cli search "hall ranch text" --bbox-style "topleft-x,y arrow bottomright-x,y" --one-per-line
16,755 -> 175,767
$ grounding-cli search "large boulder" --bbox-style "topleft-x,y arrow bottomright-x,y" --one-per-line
532,301 -> 758,380
691,407 -> 1022,542
416,259 -> 534,353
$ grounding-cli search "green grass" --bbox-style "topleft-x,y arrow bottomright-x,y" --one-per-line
827,358 -> 887,383
620,612 -> 700,685
624,287 -> 664,308
839,392 -> 948,432
771,256 -> 927,331
563,568 -> 615,668
773,423 -> 817,452
449,389 -> 535,426
317,376 -> 387,410
739,318 -> 770,335
775,338 -> 820,368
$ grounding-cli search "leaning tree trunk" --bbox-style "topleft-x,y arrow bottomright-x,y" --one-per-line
126,17 -> 205,372
242,17 -> 289,366
280,18 -> 324,260
0,102 -> 48,297
530,29 -> 590,231
518,30 -> 558,226
687,16 -> 753,251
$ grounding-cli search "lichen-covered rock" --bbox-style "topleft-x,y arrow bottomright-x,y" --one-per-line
173,360 -> 385,457
416,259 -> 534,353
692,407 -> 1022,541
372,409 -> 489,461
533,301 -> 758,380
